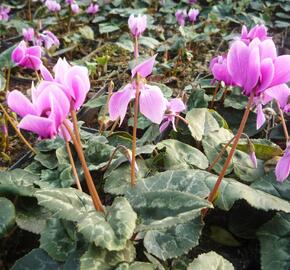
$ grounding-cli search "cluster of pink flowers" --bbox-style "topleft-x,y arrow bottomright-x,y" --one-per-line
65,0 -> 80,14
23,28 -> 60,50
87,3 -> 99,14
45,0 -> 61,12
7,58 -> 90,139
108,14 -> 186,133
175,8 -> 199,26
210,24 -> 290,182
0,5 -> 11,21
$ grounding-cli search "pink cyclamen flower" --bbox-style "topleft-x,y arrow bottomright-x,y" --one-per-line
254,84 -> 290,129
66,0 -> 74,4
7,83 -> 70,139
175,10 -> 187,27
22,28 -> 35,42
210,55 -> 235,86
11,41 -> 42,70
87,3 -> 99,14
240,25 -> 269,44
188,0 -> 197,3
249,151 -> 258,168
109,55 -> 167,125
0,6 -> 11,21
160,98 -> 186,132
37,30 -> 60,49
39,58 -> 90,110
128,14 -> 147,37
188,8 -> 199,23
71,3 -> 80,14
227,37 -> 290,97
45,0 -> 61,12
275,144 -> 290,182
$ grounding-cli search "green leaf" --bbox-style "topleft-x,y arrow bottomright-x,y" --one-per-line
257,213 -> 290,270
116,33 -> 134,52
127,190 -> 212,232
186,108 -> 219,141
209,225 -> 241,247
99,23 -> 120,34
104,159 -> 149,195
36,189 -> 137,251
202,128 -> 234,175
156,139 -> 209,170
0,45 -> 17,68
139,36 -> 160,49
116,262 -> 156,270
80,243 -> 135,270
0,169 -> 38,196
132,170 -> 290,212
78,197 -> 137,251
35,152 -> 58,169
150,82 -> 173,98
0,197 -> 15,238
144,218 -> 203,260
0,72 -> 6,91
36,188 -> 94,222
187,251 -> 234,270
235,139 -> 283,160
10,248 -> 61,270
79,26 -> 94,40
40,219 -> 77,262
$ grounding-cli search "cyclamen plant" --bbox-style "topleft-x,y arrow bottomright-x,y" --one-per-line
207,24 -> 290,207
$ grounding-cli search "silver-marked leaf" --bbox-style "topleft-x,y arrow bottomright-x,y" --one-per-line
127,190 -> 211,231
144,218 -> 203,260
257,213 -> 290,270
78,197 -> 137,251
116,262 -> 156,270
131,170 -> 290,212
186,108 -> 219,141
187,251 -> 234,270
40,219 -> 77,262
10,248 -> 61,270
156,139 -> 208,170
80,243 -> 135,270
0,197 -> 15,238
36,188 -> 94,222
0,169 -> 38,196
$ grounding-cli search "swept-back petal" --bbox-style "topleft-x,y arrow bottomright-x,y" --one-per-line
109,84 -> 135,125
270,55 -> 290,87
275,149 -> 290,182
131,54 -> 157,78
26,46 -> 42,59
53,58 -> 71,84
7,90 -> 36,117
40,64 -> 54,81
259,39 -> 277,60
139,84 -> 166,124
256,103 -> 266,130
18,115 -> 55,138
263,84 -> 290,108
20,55 -> 42,70
257,58 -> 274,94
169,98 -> 186,113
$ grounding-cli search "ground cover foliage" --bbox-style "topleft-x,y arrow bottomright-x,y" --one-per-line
1,0 -> 290,269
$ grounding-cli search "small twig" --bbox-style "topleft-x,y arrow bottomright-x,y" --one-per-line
210,82 -> 220,109
0,103 -> 37,154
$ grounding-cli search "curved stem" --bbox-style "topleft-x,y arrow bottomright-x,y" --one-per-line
203,91 -> 255,216
61,126 -> 82,191
70,108 -> 81,144
109,117 -> 119,135
0,103 -> 37,154
131,73 -> 141,186
134,36 -> 139,59
63,120 -> 104,212
276,100 -> 289,143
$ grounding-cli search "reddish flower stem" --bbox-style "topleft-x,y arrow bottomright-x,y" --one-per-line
61,126 -> 82,192
70,108 -> 81,144
276,100 -> 289,143
203,91 -> 254,216
131,73 -> 141,186
63,120 -> 104,212
210,82 -> 220,109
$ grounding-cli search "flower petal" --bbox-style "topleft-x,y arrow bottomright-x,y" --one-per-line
139,84 -> 166,124
259,39 -> 277,60
263,84 -> 290,108
109,84 -> 135,125
7,90 -> 36,117
131,54 -> 157,78
40,64 -> 54,81
169,98 -> 186,113
18,115 -> 56,138
257,58 -> 274,94
275,149 -> 290,182
159,119 -> 170,133
270,55 -> 290,87
256,103 -> 266,130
